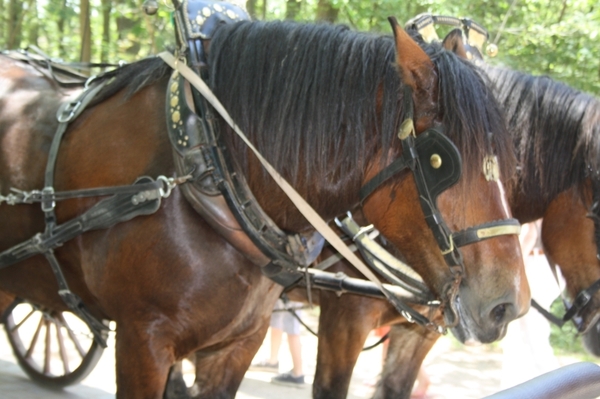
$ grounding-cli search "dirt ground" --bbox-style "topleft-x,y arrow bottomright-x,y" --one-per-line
0,308 -> 593,399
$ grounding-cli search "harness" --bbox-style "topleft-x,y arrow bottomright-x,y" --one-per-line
536,177 -> 600,331
161,0 -> 521,331
0,57 -> 192,347
0,2 -> 521,343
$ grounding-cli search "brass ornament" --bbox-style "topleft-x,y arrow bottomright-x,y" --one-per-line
486,43 -> 499,58
483,155 -> 500,181
398,119 -> 415,140
430,154 -> 442,169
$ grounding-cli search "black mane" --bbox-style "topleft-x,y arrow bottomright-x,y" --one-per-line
94,20 -> 513,193
485,65 -> 600,204
208,20 -> 513,185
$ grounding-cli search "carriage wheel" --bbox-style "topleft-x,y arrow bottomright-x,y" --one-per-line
1,298 -> 105,388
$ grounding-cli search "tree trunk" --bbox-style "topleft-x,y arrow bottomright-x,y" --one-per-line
0,0 -> 5,47
261,0 -> 266,20
27,0 -> 38,47
316,0 -> 338,23
285,0 -> 300,20
7,0 -> 22,48
79,0 -> 92,63
140,0 -> 156,56
246,0 -> 257,19
56,0 -> 67,57
101,0 -> 112,63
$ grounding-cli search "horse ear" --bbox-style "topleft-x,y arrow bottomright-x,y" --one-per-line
388,16 -> 436,92
442,28 -> 468,59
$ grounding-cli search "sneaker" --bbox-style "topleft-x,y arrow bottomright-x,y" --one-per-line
249,360 -> 279,373
271,372 -> 305,388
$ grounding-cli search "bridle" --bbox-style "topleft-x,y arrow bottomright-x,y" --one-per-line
359,85 -> 521,326
542,177 -> 600,331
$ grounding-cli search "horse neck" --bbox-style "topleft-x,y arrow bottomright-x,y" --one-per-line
486,64 -> 600,221
240,144 -> 366,232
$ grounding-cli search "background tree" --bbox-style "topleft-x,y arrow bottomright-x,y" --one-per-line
0,0 -> 597,94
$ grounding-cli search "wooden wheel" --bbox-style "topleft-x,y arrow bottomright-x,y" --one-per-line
1,299 -> 105,387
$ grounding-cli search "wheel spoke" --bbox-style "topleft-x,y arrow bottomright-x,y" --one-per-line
58,314 -> 86,358
55,321 -> 70,375
43,318 -> 52,375
9,308 -> 36,334
25,314 -> 44,360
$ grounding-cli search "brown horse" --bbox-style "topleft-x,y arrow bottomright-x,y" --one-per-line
0,17 -> 528,399
359,30 -> 600,399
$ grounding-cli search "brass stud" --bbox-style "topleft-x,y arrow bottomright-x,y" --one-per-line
226,9 -> 237,19
172,111 -> 181,123
170,81 -> 179,93
214,3 -> 223,12
202,7 -> 212,16
486,44 -> 499,58
196,15 -> 205,25
430,154 -> 442,169
170,96 -> 179,107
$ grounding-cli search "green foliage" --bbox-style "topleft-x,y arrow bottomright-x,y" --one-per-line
549,297 -> 598,362
0,0 -> 598,93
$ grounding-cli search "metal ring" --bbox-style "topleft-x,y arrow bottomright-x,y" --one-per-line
157,176 -> 174,198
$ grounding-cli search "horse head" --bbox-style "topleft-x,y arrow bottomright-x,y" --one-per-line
543,183 -> 600,355
361,20 -> 530,344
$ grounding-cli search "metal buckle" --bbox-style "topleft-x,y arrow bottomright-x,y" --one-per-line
57,101 -> 82,123
574,290 -> 592,311
41,187 -> 55,212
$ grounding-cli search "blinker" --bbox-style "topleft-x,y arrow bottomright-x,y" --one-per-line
415,127 -> 462,203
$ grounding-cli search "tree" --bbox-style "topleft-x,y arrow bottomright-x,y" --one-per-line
79,0 -> 91,63
286,0 -> 301,20
101,0 -> 112,63
316,0 -> 338,22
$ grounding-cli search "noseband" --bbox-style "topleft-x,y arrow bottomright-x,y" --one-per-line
360,86 -> 521,325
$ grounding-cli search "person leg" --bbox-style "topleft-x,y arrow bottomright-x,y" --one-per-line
269,327 -> 283,365
287,333 -> 303,377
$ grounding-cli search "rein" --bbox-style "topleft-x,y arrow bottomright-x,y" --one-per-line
273,298 -> 390,352
159,51 -> 436,328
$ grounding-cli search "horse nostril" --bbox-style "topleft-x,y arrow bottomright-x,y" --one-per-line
491,303 -> 507,324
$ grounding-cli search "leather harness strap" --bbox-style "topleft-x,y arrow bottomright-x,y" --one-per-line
0,73 -> 192,347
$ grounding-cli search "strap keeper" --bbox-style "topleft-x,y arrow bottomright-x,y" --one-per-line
41,187 -> 56,212
57,100 -> 82,123
440,235 -> 455,255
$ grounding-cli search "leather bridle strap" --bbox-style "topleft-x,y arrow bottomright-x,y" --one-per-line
563,278 -> 600,324
452,219 -> 522,248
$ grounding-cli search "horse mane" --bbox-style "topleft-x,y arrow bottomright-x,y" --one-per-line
208,20 -> 513,186
484,64 -> 600,203
91,20 -> 513,192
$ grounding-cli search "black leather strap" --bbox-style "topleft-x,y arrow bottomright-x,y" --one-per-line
359,156 -> 412,201
452,218 -> 521,248
563,278 -> 600,323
